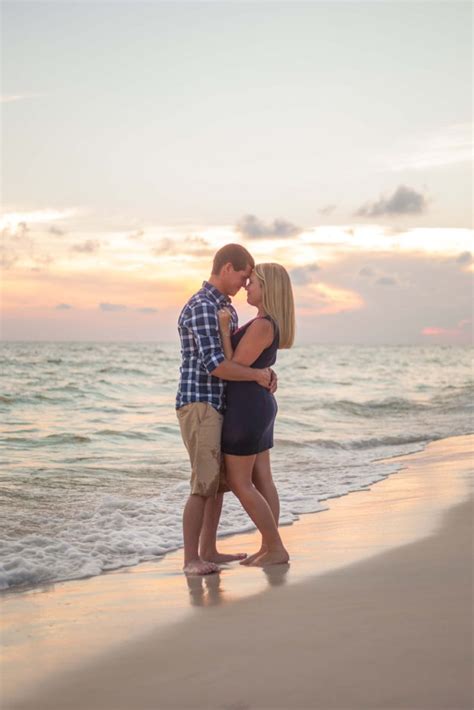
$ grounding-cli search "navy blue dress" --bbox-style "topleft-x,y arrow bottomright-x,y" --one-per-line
221,316 -> 279,456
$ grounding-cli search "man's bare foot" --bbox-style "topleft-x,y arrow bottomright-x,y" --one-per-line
249,550 -> 289,567
200,551 -> 247,564
240,549 -> 265,566
183,560 -> 220,575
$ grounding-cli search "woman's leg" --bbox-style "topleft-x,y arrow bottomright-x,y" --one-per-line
225,453 -> 288,566
241,450 -> 280,565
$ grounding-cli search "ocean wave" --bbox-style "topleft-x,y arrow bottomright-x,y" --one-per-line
327,397 -> 426,416
0,393 -> 63,406
0,448 -> 411,592
302,387 -> 473,417
4,434 -> 92,448
307,433 -> 444,450
0,497 -> 181,591
98,367 -> 150,376
430,386 -> 474,410
43,386 -> 87,399
95,429 -> 151,440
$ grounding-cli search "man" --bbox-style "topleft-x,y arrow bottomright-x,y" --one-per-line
176,244 -> 275,575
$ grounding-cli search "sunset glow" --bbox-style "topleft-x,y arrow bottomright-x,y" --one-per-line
1,1 -> 472,344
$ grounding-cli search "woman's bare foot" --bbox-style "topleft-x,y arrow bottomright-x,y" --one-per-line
240,548 -> 265,565
183,559 -> 220,575
249,549 -> 289,567
200,552 -> 247,564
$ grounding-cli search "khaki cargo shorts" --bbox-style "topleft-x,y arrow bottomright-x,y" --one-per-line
176,402 -> 230,497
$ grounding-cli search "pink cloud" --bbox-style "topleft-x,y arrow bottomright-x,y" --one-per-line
422,319 -> 471,339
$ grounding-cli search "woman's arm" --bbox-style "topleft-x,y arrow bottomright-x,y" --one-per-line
217,309 -> 234,360
218,310 -> 274,366
230,318 -> 274,366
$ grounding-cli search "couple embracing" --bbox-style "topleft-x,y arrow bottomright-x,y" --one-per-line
176,244 -> 295,575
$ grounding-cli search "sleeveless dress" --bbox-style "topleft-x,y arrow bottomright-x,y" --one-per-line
221,315 -> 279,456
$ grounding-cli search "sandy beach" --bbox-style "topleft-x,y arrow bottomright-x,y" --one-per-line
2,434 -> 473,710
3,2 -> 472,708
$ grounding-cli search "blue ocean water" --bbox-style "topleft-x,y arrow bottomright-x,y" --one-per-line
1,342 -> 472,591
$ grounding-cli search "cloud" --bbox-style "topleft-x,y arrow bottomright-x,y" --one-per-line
355,185 -> 427,217
152,235 -> 212,258
236,214 -> 302,239
72,240 -> 100,253
0,249 -> 19,269
387,122 -> 473,171
297,251 -> 473,344
457,251 -> 472,265
376,276 -> 397,286
422,319 -> 471,338
1,221 -> 54,270
56,303 -> 73,310
0,93 -> 45,104
33,254 -> 54,267
137,307 -> 158,314
290,263 -> 320,285
298,283 -> 364,316
1,221 -> 30,242
99,303 -> 127,312
318,205 -> 336,216
359,267 -> 398,285
49,225 -> 65,236
0,208 -> 77,231
129,229 -> 145,240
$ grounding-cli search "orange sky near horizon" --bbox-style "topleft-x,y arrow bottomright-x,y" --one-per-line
1,212 -> 472,345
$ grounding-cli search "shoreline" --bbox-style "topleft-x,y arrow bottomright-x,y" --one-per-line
1,433 -> 465,600
2,434 -> 473,709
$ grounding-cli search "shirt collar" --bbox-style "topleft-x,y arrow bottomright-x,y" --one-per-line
202,281 -> 232,307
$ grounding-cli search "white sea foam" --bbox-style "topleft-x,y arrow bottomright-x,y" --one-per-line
1,342 -> 472,591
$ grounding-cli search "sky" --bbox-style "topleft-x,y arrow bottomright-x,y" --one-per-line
1,0 -> 472,344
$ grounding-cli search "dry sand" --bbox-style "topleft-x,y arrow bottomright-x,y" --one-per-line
3,435 -> 473,710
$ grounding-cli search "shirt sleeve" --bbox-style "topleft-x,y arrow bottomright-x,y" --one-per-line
229,305 -> 238,332
185,301 -> 225,374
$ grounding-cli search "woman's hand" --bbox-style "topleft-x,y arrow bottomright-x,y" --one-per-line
218,308 -> 233,359
254,367 -> 272,389
217,308 -> 232,336
269,369 -> 278,394
217,308 -> 232,326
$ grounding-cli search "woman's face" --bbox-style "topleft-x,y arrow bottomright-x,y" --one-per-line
245,271 -> 263,307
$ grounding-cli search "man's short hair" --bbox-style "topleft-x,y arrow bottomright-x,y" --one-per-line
212,244 -> 255,275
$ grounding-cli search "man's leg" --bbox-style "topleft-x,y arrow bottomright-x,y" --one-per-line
178,402 -> 240,572
183,494 -> 219,575
199,493 -> 247,563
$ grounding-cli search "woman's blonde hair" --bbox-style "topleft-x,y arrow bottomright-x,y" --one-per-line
254,263 -> 295,349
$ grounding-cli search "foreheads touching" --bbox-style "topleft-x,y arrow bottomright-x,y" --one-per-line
210,243 -> 255,296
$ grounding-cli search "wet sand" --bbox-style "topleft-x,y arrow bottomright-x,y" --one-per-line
2,435 -> 473,709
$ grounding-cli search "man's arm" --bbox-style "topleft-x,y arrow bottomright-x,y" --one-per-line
186,302 -> 271,388
211,359 -> 271,388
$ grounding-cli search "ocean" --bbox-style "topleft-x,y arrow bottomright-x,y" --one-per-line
1,341 -> 472,592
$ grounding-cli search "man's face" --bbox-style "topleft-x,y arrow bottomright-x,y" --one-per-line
224,263 -> 253,296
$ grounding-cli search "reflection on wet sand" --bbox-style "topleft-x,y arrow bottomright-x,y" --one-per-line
186,572 -> 224,607
262,563 -> 290,587
185,562 -> 290,606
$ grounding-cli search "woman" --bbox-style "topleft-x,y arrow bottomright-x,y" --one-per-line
217,263 -> 295,566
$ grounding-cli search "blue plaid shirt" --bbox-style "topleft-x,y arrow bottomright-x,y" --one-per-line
176,281 -> 238,413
